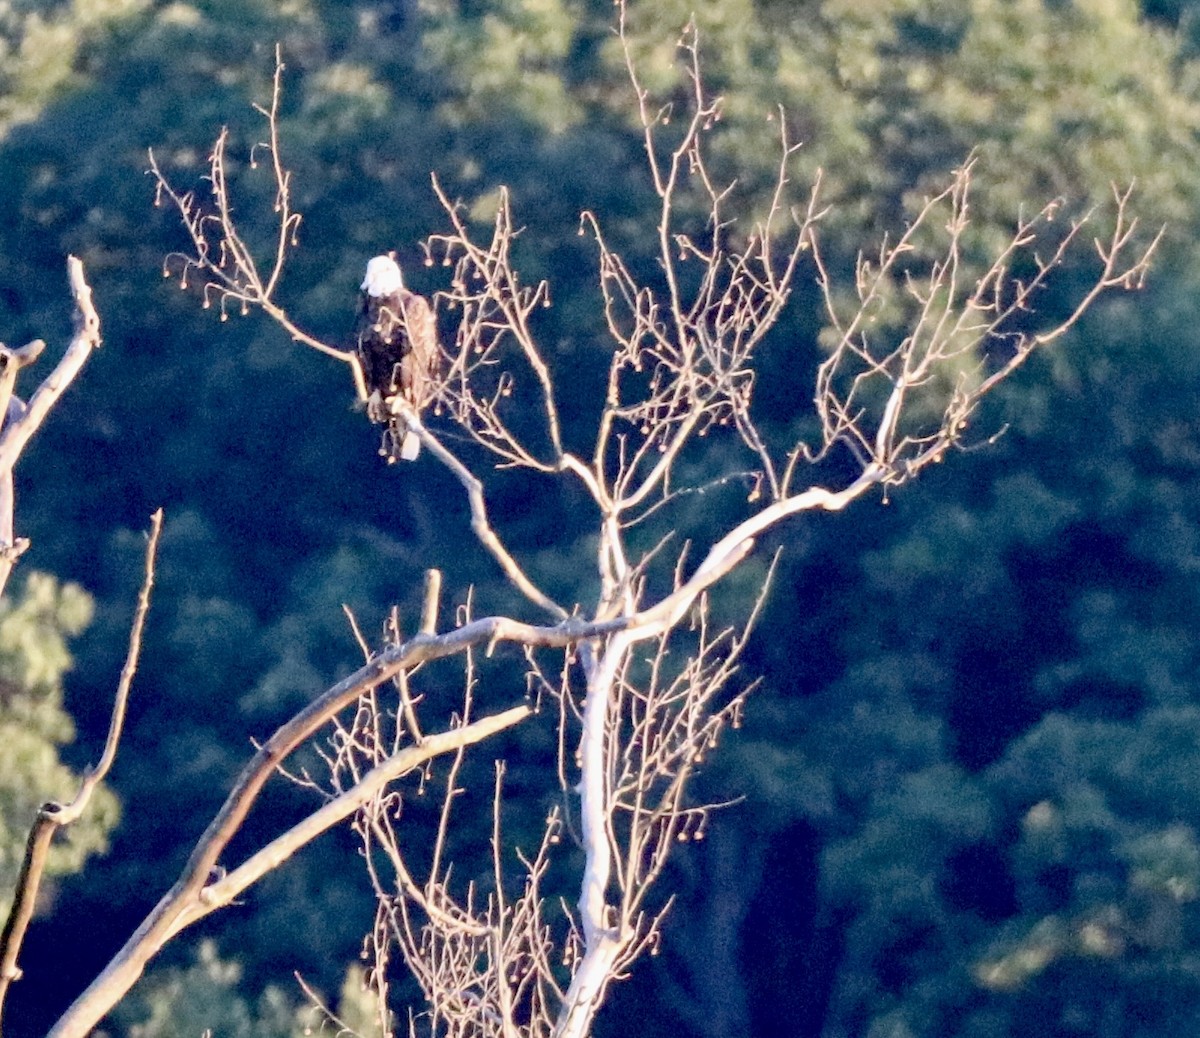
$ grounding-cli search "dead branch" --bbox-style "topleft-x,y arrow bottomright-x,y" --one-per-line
806,165 -> 1160,487
0,509 -> 161,1027
151,56 -> 570,628
164,704 -> 531,942
402,402 -> 568,620
401,6 -> 1155,1033
148,46 -> 351,368
424,176 -> 566,471
0,258 -> 102,597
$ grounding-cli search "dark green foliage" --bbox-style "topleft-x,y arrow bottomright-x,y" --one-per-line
0,572 -> 116,920
116,940 -> 304,1038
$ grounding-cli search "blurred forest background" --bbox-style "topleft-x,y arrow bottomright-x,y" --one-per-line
4,0 -> 1200,1036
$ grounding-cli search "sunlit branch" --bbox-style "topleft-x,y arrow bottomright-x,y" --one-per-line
147,52 -> 352,368
164,703 -> 531,941
0,257 -> 101,599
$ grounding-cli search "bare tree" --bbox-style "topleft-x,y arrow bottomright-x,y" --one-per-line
10,7 -> 1159,1038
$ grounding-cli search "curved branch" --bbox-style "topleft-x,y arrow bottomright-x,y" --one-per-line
0,260 -> 102,458
164,703 -> 531,941
407,406 -> 569,621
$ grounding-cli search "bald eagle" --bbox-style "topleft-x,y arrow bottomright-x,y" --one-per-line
354,254 -> 440,462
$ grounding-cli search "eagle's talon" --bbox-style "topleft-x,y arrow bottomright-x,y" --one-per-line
365,389 -> 386,422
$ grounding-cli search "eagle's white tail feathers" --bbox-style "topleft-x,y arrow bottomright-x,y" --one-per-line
385,396 -> 421,460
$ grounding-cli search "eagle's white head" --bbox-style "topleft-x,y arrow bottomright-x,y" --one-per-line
362,254 -> 404,297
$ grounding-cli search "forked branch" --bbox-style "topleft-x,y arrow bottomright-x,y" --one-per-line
807,166 -> 1161,485
148,46 -> 350,366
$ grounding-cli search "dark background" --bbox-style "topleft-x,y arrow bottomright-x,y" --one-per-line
5,1 -> 1200,1036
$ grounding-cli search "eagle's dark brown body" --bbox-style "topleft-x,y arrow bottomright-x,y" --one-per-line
355,255 -> 439,461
